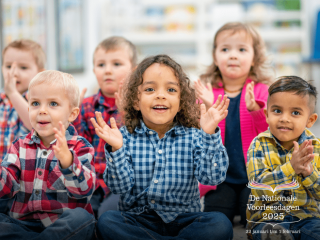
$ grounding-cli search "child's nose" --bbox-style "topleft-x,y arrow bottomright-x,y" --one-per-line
104,64 -> 112,73
280,114 -> 290,122
39,105 -> 48,114
156,90 -> 166,99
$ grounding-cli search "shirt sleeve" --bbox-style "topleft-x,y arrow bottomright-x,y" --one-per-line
247,137 -> 297,196
193,127 -> 229,185
103,128 -> 135,194
59,138 -> 96,199
0,143 -> 21,198
72,103 -> 93,143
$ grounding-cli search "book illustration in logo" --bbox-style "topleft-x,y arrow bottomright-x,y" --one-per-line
247,179 -> 300,194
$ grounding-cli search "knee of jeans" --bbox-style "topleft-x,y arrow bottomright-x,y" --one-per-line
67,208 -> 95,223
206,212 -> 233,239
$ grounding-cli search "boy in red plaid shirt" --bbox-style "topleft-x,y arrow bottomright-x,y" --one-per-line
0,70 -> 96,240
73,36 -> 137,218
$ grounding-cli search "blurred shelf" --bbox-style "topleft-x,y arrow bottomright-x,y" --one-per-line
124,33 -> 197,44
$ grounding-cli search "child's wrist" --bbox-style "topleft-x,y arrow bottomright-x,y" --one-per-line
248,102 -> 260,111
111,144 -> 123,152
59,150 -> 73,169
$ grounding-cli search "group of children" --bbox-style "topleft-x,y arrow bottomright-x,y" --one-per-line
0,21 -> 319,240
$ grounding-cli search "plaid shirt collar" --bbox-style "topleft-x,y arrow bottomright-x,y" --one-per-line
259,128 -> 317,149
93,90 -> 117,111
135,120 -> 187,136
23,124 -> 78,146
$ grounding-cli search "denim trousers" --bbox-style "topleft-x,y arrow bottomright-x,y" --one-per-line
97,210 -> 233,240
252,215 -> 320,240
0,207 -> 96,240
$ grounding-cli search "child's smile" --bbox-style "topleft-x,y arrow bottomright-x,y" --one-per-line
135,63 -> 180,136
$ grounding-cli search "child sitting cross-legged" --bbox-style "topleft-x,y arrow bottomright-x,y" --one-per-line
247,76 -> 320,240
92,54 -> 233,240
0,70 -> 96,240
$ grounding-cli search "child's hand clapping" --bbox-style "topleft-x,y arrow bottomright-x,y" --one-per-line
245,82 -> 260,111
194,79 -> 214,111
53,121 -> 73,169
290,140 -> 314,177
90,111 -> 123,152
200,95 -> 229,134
4,62 -> 18,96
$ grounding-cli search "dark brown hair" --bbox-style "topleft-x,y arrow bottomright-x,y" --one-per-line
2,39 -> 46,70
200,22 -> 273,87
268,76 -> 317,112
93,36 -> 137,67
123,54 -> 200,133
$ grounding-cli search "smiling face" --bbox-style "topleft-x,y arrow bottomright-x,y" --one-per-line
214,30 -> 254,83
2,47 -> 41,94
135,63 -> 181,135
265,92 -> 318,150
93,47 -> 132,98
28,83 -> 79,147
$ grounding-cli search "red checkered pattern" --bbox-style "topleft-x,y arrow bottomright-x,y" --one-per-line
73,90 -> 122,195
0,124 -> 95,227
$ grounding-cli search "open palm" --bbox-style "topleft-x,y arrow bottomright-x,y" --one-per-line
194,79 -> 214,110
200,95 -> 229,134
90,111 -> 123,151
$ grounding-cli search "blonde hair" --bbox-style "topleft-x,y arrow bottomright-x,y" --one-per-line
200,22 -> 273,87
29,70 -> 80,108
93,36 -> 137,67
2,39 -> 46,70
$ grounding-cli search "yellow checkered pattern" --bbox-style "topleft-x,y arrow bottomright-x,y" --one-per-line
246,129 -> 320,230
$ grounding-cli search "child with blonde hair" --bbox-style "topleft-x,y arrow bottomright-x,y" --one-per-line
195,22 -> 273,226
93,55 -> 233,239
0,70 -> 96,240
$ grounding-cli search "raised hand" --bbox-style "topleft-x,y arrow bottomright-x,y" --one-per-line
4,62 -> 18,96
194,79 -> 214,110
115,80 -> 124,110
90,111 -> 123,151
52,121 -> 73,169
79,87 -> 87,107
291,140 -> 314,177
200,95 -> 229,134
245,82 -> 260,111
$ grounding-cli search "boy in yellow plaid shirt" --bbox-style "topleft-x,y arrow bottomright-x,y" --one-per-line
246,76 -> 320,240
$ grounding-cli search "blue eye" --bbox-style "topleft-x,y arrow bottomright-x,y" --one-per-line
50,102 -> 58,107
222,48 -> 228,52
273,109 -> 281,114
168,88 -> 177,92
31,101 -> 39,106
114,62 -> 122,66
145,88 -> 154,92
240,48 -> 246,52
292,111 -> 300,116
98,63 -> 105,67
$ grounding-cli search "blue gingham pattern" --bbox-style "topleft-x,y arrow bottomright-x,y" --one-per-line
104,121 -> 229,223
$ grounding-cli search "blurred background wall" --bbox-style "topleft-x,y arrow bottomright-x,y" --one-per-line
1,0 -> 320,133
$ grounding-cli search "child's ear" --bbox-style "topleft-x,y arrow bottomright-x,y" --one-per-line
68,107 -> 80,122
306,113 -> 318,128
133,101 -> 140,111
264,108 -> 269,124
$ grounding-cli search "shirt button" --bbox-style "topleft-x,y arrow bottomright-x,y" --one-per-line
154,180 -> 158,184
151,200 -> 155,204
43,151 -> 47,156
35,190 -> 40,195
149,131 -> 153,135
79,176 -> 83,180
109,158 -> 113,163
214,163 -> 217,167
38,170 -> 42,176
158,150 -> 162,154
112,175 -> 116,179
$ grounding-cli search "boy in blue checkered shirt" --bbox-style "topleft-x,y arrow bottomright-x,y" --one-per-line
91,55 -> 233,240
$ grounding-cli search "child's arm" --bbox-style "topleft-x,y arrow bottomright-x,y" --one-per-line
0,143 -> 21,198
194,79 -> 214,111
194,95 -> 229,185
53,122 -> 96,198
247,138 -> 299,196
91,112 -> 135,194
4,62 -> 32,131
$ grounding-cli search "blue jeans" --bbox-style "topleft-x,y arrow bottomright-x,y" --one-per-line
0,207 -> 96,240
97,210 -> 233,240
0,196 -> 13,214
252,215 -> 320,240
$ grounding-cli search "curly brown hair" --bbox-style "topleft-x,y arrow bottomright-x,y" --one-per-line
200,22 -> 274,87
123,55 -> 200,133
